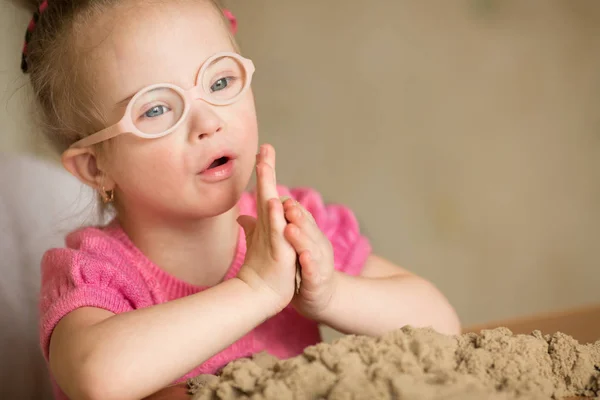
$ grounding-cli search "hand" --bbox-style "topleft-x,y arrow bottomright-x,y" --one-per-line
236,144 -> 297,316
282,198 -> 337,321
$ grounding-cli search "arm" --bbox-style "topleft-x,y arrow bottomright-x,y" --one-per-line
49,277 -> 276,400
318,254 -> 461,337
50,144 -> 295,400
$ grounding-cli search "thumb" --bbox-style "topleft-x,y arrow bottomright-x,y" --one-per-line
237,215 -> 257,241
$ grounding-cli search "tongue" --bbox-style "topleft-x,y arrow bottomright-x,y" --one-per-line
208,157 -> 227,169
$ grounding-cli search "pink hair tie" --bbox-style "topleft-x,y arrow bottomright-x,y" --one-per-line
223,9 -> 238,35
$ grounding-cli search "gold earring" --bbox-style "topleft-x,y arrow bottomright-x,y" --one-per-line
101,186 -> 114,204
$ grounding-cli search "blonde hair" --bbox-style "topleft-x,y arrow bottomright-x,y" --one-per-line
21,0 -> 238,155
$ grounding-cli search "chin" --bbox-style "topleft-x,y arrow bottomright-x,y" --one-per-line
185,180 -> 248,219
206,190 -> 243,217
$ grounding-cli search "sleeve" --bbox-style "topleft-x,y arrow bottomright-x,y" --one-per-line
38,246 -> 142,361
284,186 -> 372,276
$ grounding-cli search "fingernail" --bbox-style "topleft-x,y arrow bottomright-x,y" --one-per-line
260,145 -> 267,157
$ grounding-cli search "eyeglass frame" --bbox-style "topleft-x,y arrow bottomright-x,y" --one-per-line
69,51 -> 255,149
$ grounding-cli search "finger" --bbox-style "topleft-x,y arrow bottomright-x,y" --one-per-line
279,195 -> 291,205
284,222 -> 318,258
282,197 -> 295,214
268,198 -> 286,232
268,198 -> 288,254
260,144 -> 278,198
256,163 -> 278,229
283,200 -> 316,223
297,202 -> 317,224
284,203 -> 321,241
281,197 -> 296,224
289,251 -> 318,295
256,147 -> 279,218
298,250 -> 317,281
261,143 -> 276,172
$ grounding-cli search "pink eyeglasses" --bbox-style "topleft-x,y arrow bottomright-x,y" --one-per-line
70,51 -> 255,149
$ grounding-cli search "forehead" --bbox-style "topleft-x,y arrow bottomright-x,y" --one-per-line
79,0 -> 235,105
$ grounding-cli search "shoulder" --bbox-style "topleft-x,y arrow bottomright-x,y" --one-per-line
42,223 -> 133,287
40,222 -> 153,313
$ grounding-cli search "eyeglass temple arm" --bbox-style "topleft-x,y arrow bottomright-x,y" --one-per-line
70,125 -> 122,149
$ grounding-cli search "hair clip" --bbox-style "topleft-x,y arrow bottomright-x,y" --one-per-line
21,0 -> 49,73
223,9 -> 238,35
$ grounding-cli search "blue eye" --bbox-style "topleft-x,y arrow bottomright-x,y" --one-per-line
144,105 -> 170,118
210,77 -> 232,92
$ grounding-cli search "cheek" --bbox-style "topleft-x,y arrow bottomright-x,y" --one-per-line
233,97 -> 259,144
108,140 -> 184,189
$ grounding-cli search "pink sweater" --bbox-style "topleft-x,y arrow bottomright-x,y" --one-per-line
40,186 -> 371,400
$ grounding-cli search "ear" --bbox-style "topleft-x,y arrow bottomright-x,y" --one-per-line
61,147 -> 114,191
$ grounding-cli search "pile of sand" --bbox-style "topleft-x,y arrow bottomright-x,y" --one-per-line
188,326 -> 600,400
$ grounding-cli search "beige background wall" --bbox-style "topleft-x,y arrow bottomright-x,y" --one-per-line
1,0 -> 599,330
1,2 -> 40,155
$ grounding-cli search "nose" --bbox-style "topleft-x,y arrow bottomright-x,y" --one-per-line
187,100 -> 223,142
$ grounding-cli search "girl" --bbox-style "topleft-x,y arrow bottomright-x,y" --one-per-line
20,1 -> 461,399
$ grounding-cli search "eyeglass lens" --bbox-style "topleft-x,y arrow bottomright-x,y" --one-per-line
130,55 -> 247,136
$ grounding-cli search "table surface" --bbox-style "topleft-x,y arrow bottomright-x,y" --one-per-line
144,304 -> 600,400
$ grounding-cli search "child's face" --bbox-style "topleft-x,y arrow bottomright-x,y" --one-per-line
83,0 -> 258,219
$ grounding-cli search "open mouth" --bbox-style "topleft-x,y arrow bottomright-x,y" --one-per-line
207,156 -> 230,170
199,153 -> 235,180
